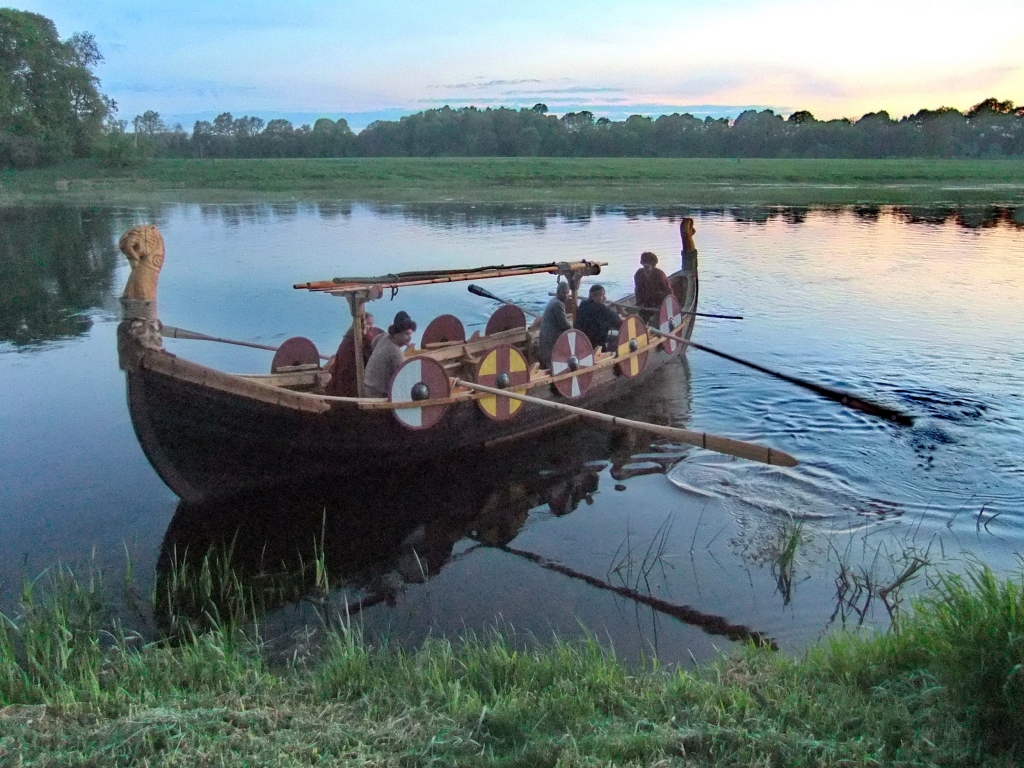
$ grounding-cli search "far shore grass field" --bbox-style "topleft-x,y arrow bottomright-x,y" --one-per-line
2,157 -> 1024,206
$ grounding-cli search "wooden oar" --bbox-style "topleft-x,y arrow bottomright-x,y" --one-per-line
648,327 -> 914,426
161,324 -> 331,360
469,283 -> 741,321
610,301 -> 743,320
468,284 -> 541,318
451,378 -> 797,466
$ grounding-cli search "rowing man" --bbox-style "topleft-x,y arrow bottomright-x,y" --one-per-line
574,284 -> 621,351
538,282 -> 571,369
363,311 -> 417,398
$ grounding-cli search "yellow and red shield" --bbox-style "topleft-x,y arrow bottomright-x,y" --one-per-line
616,315 -> 649,378
475,344 -> 529,421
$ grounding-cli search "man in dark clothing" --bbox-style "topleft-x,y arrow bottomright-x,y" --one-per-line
539,281 -> 571,368
574,284 -> 621,351
633,251 -> 673,320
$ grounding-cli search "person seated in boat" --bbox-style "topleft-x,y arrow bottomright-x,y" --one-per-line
325,313 -> 384,397
633,251 -> 674,320
574,284 -> 622,351
539,281 -> 571,368
363,311 -> 417,398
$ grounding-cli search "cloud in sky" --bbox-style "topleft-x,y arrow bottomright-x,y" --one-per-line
19,0 -> 1024,124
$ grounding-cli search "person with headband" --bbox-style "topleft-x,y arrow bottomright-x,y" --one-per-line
363,311 -> 417,398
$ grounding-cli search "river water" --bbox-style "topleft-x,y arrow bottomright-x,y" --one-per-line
1,202 -> 1022,664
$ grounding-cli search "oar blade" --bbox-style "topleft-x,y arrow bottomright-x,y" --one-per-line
701,433 -> 798,467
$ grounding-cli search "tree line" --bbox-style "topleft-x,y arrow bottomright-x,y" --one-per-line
2,9 -> 1023,169
132,100 -> 1024,163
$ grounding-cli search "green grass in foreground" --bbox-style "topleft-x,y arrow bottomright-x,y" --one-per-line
1,563 -> 1022,766
3,157 -> 1024,205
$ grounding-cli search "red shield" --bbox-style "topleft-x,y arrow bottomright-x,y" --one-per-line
485,304 -> 527,335
271,337 -> 320,373
421,314 -> 466,346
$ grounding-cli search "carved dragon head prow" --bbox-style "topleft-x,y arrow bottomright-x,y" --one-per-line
680,217 -> 697,254
118,225 -> 165,355
120,224 -> 166,302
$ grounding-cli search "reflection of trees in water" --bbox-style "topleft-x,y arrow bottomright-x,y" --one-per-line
367,202 -> 594,229
686,204 -> 1023,231
893,206 -> 1024,230
197,201 -> 352,228
0,206 -> 124,346
360,202 -> 1022,232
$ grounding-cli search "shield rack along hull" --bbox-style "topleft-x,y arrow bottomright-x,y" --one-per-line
124,258 -> 698,503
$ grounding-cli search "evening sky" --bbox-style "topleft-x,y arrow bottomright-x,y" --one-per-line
14,0 -> 1024,129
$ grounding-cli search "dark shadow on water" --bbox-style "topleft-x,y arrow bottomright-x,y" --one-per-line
154,422 -> 638,633
151,358 -> 769,648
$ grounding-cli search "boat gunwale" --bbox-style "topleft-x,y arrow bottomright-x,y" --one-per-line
144,316 -> 677,412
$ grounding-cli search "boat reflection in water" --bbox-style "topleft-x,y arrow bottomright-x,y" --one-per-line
155,358 -> 775,653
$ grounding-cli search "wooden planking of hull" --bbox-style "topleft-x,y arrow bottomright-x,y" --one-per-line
118,221 -> 700,503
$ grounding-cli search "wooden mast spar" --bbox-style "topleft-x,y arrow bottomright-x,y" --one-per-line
296,261 -> 606,399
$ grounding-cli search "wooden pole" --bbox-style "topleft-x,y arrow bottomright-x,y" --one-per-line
451,378 -> 797,467
161,325 -> 330,359
295,260 -> 607,293
609,301 -> 742,320
648,327 -> 914,426
348,295 -> 366,398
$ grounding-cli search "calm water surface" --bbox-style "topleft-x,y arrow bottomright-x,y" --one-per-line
1,202 -> 1022,664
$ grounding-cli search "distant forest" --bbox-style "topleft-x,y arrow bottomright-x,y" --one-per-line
2,9 -> 1023,168
120,100 -> 1024,163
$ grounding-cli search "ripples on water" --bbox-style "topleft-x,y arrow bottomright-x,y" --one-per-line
0,202 -> 1022,664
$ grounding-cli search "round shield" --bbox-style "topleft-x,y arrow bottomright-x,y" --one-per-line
271,337 -> 320,373
658,294 -> 685,353
550,329 -> 595,398
475,344 -> 529,421
389,355 -> 451,430
615,316 -> 649,378
421,314 -> 466,347
485,304 -> 527,336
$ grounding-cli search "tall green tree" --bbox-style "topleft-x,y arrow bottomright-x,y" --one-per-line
0,9 -> 111,166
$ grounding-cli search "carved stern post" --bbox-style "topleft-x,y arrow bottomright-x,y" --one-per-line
117,224 -> 166,369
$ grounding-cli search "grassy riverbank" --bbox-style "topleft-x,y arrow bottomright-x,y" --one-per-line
1,565 -> 1022,766
3,157 -> 1024,206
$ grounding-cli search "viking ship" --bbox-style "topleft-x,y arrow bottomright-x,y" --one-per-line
117,218 -> 791,503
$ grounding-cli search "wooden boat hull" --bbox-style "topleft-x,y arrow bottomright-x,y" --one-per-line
124,255 -> 698,503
